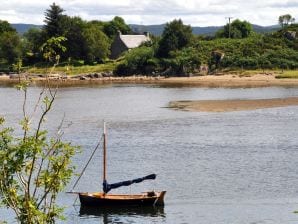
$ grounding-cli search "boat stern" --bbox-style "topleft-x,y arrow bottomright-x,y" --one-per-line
154,191 -> 166,206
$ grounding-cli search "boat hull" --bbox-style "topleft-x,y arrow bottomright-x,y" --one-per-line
79,191 -> 166,207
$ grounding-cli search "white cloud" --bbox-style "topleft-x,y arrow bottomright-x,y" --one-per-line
0,0 -> 297,26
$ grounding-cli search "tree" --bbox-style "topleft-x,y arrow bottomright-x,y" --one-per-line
83,23 -> 110,64
43,3 -> 65,38
216,19 -> 253,39
0,21 -> 21,69
279,14 -> 295,28
0,37 -> 78,224
58,16 -> 87,60
157,19 -> 193,58
103,16 -> 131,38
0,20 -> 16,33
22,28 -> 44,64
0,31 -> 22,66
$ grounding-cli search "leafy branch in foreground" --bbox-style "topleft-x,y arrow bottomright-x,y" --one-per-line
0,36 -> 79,224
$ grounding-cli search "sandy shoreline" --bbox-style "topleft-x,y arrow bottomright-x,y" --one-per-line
168,97 -> 298,112
1,73 -> 298,87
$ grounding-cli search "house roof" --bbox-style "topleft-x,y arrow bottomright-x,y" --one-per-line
120,35 -> 150,49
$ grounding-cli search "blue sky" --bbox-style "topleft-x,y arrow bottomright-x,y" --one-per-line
1,0 -> 297,26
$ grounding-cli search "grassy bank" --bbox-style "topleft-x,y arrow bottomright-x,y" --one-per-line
25,61 -> 118,76
22,63 -> 298,79
219,69 -> 298,79
275,70 -> 298,79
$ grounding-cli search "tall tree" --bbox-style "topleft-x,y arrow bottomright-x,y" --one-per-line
278,14 -> 295,28
157,19 -> 193,58
216,19 -> 253,39
0,21 -> 21,67
83,23 -> 110,64
43,3 -> 65,38
59,16 -> 87,60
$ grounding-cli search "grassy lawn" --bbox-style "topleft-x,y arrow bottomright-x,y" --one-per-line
25,61 -> 118,76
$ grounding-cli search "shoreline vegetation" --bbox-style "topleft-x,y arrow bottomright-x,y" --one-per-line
168,97 -> 298,112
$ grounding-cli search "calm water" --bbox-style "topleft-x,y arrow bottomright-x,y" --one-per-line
0,84 -> 298,224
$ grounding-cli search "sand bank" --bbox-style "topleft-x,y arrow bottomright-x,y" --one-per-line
158,74 -> 298,87
168,97 -> 298,112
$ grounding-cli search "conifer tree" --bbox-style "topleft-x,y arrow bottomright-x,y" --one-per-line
43,3 -> 65,38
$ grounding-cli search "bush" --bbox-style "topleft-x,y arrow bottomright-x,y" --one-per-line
114,46 -> 156,76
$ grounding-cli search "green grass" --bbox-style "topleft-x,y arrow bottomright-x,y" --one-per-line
224,69 -> 298,79
275,70 -> 298,79
26,61 -> 119,76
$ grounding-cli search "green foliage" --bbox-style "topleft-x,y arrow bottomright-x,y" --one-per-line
157,19 -> 193,58
216,19 -> 253,39
114,46 -> 156,75
0,20 -> 21,71
43,3 -> 65,38
0,39 -> 78,223
0,93 -> 78,223
40,36 -> 67,63
22,28 -> 44,64
278,14 -> 295,28
194,31 -> 298,70
2,5 -> 298,76
0,30 -> 22,69
27,61 -> 118,75
161,47 -> 201,75
82,23 -> 110,64
0,20 -> 16,33
276,70 -> 298,79
40,4 -> 119,64
59,16 -> 87,60
103,16 -> 131,38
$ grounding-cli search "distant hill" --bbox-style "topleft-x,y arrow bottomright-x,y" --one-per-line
12,23 -> 279,36
11,23 -> 42,34
252,24 -> 280,33
130,24 -> 280,36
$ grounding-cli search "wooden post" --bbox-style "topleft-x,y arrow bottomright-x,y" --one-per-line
103,122 -> 107,182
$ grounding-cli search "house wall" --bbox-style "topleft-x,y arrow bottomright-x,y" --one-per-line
110,36 -> 129,59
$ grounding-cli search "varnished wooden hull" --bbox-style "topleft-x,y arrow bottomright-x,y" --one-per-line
79,191 -> 166,207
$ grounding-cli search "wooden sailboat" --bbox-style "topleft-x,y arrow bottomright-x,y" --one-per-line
77,123 -> 166,207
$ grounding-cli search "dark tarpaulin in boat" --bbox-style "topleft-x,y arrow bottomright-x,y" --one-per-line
103,174 -> 156,193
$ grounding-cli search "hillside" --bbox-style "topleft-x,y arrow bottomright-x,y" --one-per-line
130,24 -> 279,36
12,23 -> 279,36
11,23 -> 42,34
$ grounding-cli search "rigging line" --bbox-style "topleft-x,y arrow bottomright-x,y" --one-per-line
70,135 -> 103,191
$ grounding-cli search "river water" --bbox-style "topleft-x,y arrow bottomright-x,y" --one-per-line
0,84 -> 298,224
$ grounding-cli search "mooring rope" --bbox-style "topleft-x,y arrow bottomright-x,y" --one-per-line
70,135 -> 103,192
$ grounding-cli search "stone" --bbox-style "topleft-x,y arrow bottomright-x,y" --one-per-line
285,31 -> 296,41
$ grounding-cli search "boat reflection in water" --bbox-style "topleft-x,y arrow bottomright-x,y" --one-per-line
79,205 -> 165,223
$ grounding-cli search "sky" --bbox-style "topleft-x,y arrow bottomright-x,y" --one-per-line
0,0 -> 297,26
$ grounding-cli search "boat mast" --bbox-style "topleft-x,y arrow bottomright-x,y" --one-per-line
103,122 -> 107,184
